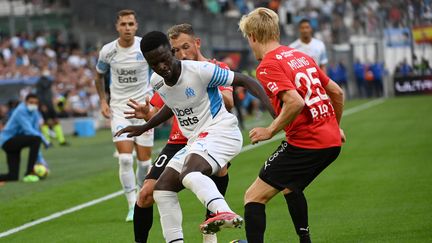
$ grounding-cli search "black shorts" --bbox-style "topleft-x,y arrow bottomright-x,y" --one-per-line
259,141 -> 341,192
145,143 -> 186,180
40,104 -> 57,121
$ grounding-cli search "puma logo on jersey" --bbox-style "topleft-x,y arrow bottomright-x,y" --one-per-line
259,69 -> 268,75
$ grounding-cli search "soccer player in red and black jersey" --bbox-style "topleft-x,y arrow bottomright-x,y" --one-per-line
239,8 -> 346,243
130,24 -> 234,243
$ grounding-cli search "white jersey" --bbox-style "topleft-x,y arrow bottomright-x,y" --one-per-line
150,60 -> 237,143
289,37 -> 328,66
96,36 -> 152,110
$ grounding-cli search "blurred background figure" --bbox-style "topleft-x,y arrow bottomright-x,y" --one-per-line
290,18 -> 328,72
36,68 -> 69,146
0,94 -> 49,183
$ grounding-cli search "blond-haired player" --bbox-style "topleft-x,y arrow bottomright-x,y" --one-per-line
239,8 -> 345,243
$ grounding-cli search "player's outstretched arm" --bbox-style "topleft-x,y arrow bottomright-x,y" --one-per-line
249,90 -> 304,144
231,72 -> 276,118
115,105 -> 174,138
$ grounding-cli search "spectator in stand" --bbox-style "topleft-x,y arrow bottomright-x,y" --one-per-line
353,59 -> 366,98
370,61 -> 384,97
67,89 -> 89,117
335,61 -> 348,99
364,61 -> 375,98
395,59 -> 413,77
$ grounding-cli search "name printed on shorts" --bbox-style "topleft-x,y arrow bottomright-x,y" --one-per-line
287,57 -> 310,71
173,107 -> 199,127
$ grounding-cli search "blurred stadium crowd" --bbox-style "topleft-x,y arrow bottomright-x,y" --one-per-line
162,0 -> 432,42
0,0 -> 432,128
0,30 -> 100,128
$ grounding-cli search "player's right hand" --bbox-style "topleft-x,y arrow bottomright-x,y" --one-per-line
101,101 -> 111,119
114,125 -> 147,138
124,97 -> 150,119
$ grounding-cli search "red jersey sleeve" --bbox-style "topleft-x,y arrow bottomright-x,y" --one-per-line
317,66 -> 330,86
256,63 -> 296,96
150,92 -> 165,109
218,86 -> 233,92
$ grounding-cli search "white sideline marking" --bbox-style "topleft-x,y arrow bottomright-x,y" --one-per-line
0,99 -> 384,238
0,191 -> 123,238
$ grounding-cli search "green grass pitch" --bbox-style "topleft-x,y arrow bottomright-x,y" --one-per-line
0,96 -> 431,242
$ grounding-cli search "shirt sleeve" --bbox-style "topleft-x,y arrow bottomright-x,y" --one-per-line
199,62 -> 234,88
96,48 -> 109,74
256,63 -> 296,96
218,86 -> 233,92
319,43 -> 328,65
14,111 -> 47,144
150,92 -> 165,109
317,66 -> 330,86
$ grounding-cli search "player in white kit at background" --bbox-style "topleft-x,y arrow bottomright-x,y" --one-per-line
94,9 -> 153,222
115,31 -> 275,242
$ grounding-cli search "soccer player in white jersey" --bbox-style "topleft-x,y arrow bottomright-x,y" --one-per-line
289,18 -> 328,71
94,9 -> 153,222
115,31 -> 275,243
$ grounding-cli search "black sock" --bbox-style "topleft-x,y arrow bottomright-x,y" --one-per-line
206,174 -> 229,218
244,202 -> 266,243
284,191 -> 311,243
133,203 -> 153,243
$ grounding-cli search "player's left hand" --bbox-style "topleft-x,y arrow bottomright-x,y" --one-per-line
249,127 -> 273,144
114,125 -> 147,138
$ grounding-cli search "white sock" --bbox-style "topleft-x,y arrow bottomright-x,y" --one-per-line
153,190 -> 184,243
118,153 -> 136,208
182,172 -> 233,214
136,159 -> 151,188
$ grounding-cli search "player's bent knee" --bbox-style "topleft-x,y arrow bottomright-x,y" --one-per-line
118,153 -> 133,167
137,181 -> 156,207
217,165 -> 228,177
244,186 -> 272,205
138,193 -> 154,208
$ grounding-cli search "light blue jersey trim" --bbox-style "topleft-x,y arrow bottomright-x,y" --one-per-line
209,66 -> 229,88
96,61 -> 109,73
207,87 -> 222,118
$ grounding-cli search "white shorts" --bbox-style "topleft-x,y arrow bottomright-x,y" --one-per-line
166,126 -> 242,175
110,107 -> 154,147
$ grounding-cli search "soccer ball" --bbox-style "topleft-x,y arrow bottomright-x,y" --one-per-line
33,164 -> 49,179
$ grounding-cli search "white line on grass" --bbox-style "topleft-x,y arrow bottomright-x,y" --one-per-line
0,98 -> 385,238
0,191 -> 123,238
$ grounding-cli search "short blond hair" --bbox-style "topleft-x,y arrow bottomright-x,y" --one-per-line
238,7 -> 280,43
167,23 -> 195,39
